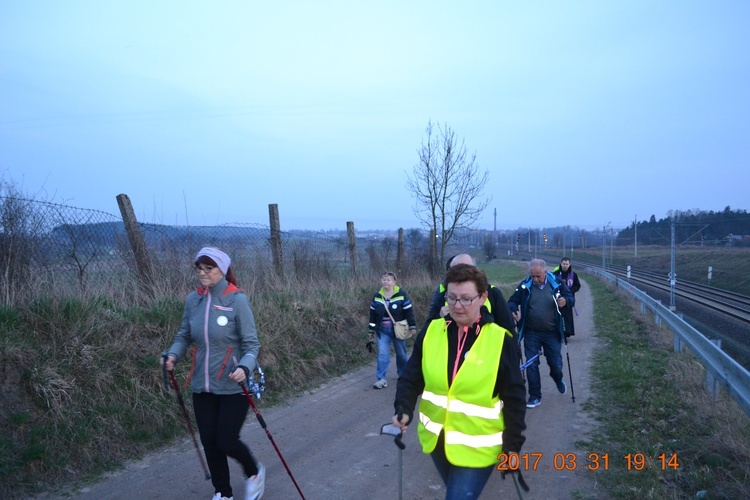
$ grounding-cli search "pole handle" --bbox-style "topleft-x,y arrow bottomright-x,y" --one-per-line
394,432 -> 405,450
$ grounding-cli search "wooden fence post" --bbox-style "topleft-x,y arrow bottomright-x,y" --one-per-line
268,204 -> 284,277
397,228 -> 404,276
347,221 -> 358,275
116,194 -> 155,293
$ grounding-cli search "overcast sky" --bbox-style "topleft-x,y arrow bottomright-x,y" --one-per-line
2,1 -> 748,232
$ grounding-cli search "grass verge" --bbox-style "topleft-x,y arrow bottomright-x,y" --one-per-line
0,272 -> 435,499
580,275 -> 750,498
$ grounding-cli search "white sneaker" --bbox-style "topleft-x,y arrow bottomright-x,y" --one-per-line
212,494 -> 233,500
245,463 -> 265,499
373,378 -> 387,389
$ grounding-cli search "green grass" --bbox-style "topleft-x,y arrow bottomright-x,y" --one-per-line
580,275 -> 750,498
481,260 -> 528,297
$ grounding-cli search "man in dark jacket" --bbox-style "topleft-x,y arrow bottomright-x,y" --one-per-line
508,259 -> 574,408
553,257 -> 581,337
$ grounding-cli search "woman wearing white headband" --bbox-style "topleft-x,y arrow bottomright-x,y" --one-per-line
161,247 -> 264,500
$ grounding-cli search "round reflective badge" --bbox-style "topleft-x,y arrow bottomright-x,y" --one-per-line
217,315 -> 228,326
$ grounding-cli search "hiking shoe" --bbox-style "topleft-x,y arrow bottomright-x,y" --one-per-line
526,397 -> 541,408
373,378 -> 388,389
556,379 -> 567,394
245,463 -> 265,499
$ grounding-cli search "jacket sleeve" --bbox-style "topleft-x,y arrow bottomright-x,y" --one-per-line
558,282 -> 575,308
507,282 -> 524,313
368,295 -> 379,334
235,293 -> 260,373
570,272 -> 581,295
167,293 -> 196,362
401,290 -> 417,329
419,284 -> 444,336
496,333 -> 526,454
394,325 -> 428,423
489,286 -> 516,333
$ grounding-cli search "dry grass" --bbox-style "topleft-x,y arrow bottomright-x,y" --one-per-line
0,260 -> 435,498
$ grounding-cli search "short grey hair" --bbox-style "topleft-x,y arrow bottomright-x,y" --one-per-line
529,258 -> 546,271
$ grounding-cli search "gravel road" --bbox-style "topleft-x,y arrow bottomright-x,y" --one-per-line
46,280 -> 606,499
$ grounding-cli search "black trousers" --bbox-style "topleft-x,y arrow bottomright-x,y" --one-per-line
193,392 -> 258,497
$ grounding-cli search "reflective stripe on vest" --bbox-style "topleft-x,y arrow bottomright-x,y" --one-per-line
417,319 -> 508,467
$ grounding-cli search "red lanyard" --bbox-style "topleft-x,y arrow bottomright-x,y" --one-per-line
452,325 -> 470,381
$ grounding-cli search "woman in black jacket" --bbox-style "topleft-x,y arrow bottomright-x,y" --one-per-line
368,272 -> 416,389
391,264 -> 526,498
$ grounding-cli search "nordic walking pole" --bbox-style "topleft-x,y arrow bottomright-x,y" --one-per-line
380,423 -> 404,500
239,382 -> 306,499
558,302 -> 576,403
162,356 -> 211,480
511,472 -> 524,499
519,351 -> 541,372
564,339 -> 576,402
501,467 -> 529,499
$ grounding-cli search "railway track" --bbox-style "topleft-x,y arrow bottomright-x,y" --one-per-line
598,264 -> 750,324
579,262 -> 750,371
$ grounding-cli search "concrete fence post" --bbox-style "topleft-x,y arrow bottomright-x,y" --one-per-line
705,339 -> 722,400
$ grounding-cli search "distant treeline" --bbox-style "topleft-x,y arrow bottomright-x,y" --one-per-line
616,207 -> 750,246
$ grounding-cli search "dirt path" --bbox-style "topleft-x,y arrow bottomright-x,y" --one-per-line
45,279 -> 605,499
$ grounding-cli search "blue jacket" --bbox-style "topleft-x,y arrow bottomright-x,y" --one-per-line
507,271 -> 575,342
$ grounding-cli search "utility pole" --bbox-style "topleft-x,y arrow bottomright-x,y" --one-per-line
528,227 -> 531,253
602,225 -> 607,271
669,218 -> 676,311
634,214 -> 638,257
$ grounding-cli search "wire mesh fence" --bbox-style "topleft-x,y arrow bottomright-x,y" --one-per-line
0,196 -> 440,305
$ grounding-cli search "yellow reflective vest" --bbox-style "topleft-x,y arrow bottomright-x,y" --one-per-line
417,319 -> 508,467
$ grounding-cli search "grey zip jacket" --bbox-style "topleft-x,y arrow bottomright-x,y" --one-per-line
167,277 -> 260,394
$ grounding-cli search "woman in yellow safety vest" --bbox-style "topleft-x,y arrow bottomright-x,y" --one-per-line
392,264 -> 527,499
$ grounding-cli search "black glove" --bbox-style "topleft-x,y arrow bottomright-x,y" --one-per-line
366,339 -> 375,353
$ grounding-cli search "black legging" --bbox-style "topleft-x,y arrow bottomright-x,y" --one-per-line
193,392 -> 259,498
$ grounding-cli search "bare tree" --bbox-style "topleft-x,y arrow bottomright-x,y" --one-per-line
406,120 -> 490,270
481,234 -> 497,262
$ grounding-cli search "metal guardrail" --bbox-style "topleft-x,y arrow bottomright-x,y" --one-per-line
587,268 -> 750,418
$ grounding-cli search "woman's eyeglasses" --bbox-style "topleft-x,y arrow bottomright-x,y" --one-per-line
194,265 -> 216,274
445,294 -> 480,307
